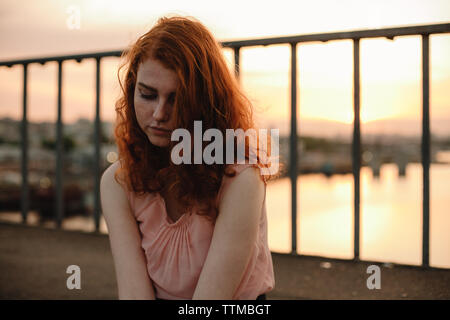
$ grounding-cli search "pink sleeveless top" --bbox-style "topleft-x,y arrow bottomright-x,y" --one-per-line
125,163 -> 275,300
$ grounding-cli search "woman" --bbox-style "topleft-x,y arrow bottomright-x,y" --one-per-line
100,16 -> 277,300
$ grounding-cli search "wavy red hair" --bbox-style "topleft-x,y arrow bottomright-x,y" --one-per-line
114,16 -> 279,222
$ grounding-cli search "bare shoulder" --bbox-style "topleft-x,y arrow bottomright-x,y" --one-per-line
228,166 -> 264,194
101,160 -> 120,185
101,161 -> 130,191
100,161 -> 130,217
219,166 -> 265,217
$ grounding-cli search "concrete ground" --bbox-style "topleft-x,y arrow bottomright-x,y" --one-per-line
1,222 -> 449,300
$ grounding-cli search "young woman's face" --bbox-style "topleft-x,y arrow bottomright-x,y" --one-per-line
134,58 -> 178,148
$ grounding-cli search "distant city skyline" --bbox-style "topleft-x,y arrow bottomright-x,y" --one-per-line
1,115 -> 449,139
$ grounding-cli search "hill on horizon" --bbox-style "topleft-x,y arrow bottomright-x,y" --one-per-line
263,116 -> 450,139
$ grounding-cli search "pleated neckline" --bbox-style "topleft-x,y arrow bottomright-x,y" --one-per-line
156,193 -> 191,227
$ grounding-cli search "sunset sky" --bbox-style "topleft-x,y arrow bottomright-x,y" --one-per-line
0,0 -> 449,136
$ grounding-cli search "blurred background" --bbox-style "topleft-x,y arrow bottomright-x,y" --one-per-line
0,0 -> 449,298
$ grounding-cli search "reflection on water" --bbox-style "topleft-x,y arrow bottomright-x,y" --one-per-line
1,163 -> 448,268
266,163 -> 450,268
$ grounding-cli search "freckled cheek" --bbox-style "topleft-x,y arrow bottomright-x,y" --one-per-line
134,100 -> 154,126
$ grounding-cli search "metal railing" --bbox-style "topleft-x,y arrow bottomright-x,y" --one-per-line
1,23 -> 449,267
1,51 -> 122,232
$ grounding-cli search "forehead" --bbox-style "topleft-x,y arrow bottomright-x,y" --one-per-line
136,58 -> 178,91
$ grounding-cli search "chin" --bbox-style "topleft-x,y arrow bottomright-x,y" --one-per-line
148,135 -> 170,148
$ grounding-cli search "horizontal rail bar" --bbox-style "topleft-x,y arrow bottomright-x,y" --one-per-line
0,50 -> 123,67
221,23 -> 450,48
0,23 -> 449,67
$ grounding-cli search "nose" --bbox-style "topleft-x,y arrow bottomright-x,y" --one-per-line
153,99 -> 170,122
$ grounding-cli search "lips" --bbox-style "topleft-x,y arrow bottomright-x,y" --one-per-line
150,126 -> 170,132
149,126 -> 171,136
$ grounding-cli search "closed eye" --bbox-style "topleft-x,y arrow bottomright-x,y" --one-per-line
140,93 -> 157,100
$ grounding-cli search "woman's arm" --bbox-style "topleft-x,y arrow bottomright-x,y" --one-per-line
100,161 -> 156,300
192,166 -> 265,299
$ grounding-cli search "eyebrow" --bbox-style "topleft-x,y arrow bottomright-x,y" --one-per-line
137,82 -> 157,91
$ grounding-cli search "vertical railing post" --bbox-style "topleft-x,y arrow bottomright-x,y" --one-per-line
94,57 -> 101,232
21,63 -> 29,224
55,60 -> 64,228
421,34 -> 430,268
352,38 -> 361,261
234,47 -> 240,79
290,42 -> 298,255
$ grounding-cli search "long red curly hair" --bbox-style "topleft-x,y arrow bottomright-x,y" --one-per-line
114,16 -> 278,223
